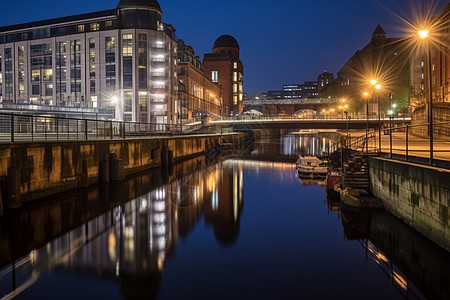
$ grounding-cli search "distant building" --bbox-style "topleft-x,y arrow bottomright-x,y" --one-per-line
177,39 -> 222,122
0,0 -> 178,124
335,24 -> 409,115
317,69 -> 334,94
267,81 -> 318,100
203,35 -> 244,117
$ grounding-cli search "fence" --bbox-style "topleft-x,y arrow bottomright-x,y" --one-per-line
327,119 -> 450,168
0,112 -> 183,143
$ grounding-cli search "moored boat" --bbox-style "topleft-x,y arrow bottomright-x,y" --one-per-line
326,171 -> 342,198
296,156 -> 328,179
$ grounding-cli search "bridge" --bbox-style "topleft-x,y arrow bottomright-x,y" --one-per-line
243,97 -> 341,115
212,117 -> 410,131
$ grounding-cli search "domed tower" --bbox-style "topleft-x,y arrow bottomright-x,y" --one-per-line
213,35 -> 240,61
204,35 -> 244,116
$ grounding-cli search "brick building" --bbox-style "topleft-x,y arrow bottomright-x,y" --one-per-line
204,35 -> 243,117
177,39 -> 222,122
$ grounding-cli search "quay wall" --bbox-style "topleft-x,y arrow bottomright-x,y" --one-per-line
0,133 -> 248,207
369,157 -> 450,252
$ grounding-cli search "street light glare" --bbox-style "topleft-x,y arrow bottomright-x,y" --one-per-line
418,29 -> 429,39
370,79 -> 377,86
375,84 -> 381,90
112,96 -> 119,103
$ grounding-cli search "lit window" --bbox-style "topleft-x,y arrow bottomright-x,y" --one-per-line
233,72 -> 237,82
233,62 -> 237,69
233,84 -> 238,93
233,95 -> 238,104
90,23 -> 100,31
105,20 -> 113,27
211,70 -> 218,83
78,25 -> 85,32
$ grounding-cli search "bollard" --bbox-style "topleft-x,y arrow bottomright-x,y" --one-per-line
161,145 -> 168,168
168,150 -> 174,166
79,159 -> 89,188
0,187 -> 3,216
99,153 -> 110,183
110,152 -> 125,181
6,167 -> 21,209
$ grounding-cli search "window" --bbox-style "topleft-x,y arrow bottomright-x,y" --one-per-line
32,84 -> 40,95
105,20 -> 113,27
234,62 -> 237,69
233,72 -> 237,82
78,25 -> 85,32
139,91 -> 147,111
211,70 -> 218,83
90,23 -> 100,31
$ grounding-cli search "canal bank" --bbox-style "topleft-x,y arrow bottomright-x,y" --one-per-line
0,133 -> 250,209
369,157 -> 450,252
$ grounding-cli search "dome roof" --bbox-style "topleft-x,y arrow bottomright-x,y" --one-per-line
213,35 -> 240,49
118,0 -> 162,12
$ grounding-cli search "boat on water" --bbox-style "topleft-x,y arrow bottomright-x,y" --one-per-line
326,171 -> 342,198
340,187 -> 384,209
296,156 -> 328,179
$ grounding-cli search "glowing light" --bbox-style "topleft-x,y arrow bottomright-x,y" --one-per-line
112,96 -> 119,103
418,29 -> 429,39
370,79 -> 377,86
375,84 -> 381,90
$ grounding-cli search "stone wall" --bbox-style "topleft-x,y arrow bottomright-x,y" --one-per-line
0,133 -> 247,207
369,157 -> 450,252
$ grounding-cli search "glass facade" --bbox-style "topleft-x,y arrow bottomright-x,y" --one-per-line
122,34 -> 133,89
105,36 -> 116,90
56,42 -> 67,105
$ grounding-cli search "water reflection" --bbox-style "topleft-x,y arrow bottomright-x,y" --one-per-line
0,158 -> 244,299
0,158 -> 449,299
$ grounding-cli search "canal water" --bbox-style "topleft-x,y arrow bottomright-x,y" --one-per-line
0,132 -> 449,299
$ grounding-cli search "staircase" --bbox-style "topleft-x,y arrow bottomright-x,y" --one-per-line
342,150 -> 371,190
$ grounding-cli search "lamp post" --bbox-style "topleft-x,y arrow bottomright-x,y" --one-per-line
363,92 -> 369,154
370,80 -> 382,154
419,29 -> 433,165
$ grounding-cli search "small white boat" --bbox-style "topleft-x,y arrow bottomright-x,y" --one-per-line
296,156 -> 328,178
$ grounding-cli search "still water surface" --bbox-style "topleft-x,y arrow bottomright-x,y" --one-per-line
0,133 -> 449,299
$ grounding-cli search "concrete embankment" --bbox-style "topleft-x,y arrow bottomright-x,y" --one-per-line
369,157 -> 450,252
0,133 -> 249,211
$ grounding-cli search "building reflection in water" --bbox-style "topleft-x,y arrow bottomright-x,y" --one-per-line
0,159 -> 244,299
282,132 -> 339,156
0,159 -> 449,299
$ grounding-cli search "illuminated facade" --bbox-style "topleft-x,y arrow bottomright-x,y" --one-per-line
410,3 -> 450,109
177,39 -> 223,122
0,0 -> 178,124
203,35 -> 244,117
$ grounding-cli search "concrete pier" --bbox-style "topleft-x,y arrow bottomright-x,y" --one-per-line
0,133 -> 248,205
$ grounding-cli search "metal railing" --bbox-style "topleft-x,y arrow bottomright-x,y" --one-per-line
327,119 -> 450,169
0,112 -> 185,143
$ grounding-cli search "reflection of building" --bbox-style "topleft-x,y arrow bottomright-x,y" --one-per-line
0,0 -> 178,124
177,39 -> 223,122
204,163 -> 244,246
204,35 -> 244,117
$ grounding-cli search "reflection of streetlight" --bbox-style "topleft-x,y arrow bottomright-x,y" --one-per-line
419,28 -> 433,165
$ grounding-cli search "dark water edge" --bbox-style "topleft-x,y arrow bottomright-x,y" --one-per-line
0,132 -> 448,299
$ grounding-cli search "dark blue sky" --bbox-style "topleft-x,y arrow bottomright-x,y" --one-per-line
0,0 -> 447,94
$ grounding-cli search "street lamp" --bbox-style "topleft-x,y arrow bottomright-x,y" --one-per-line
370,80 -> 382,154
419,28 -> 433,165
363,91 -> 369,153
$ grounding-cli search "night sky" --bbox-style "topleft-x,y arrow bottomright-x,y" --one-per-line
0,0 -> 447,94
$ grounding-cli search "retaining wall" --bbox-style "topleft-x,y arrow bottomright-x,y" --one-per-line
369,157 -> 450,252
0,133 -> 248,210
